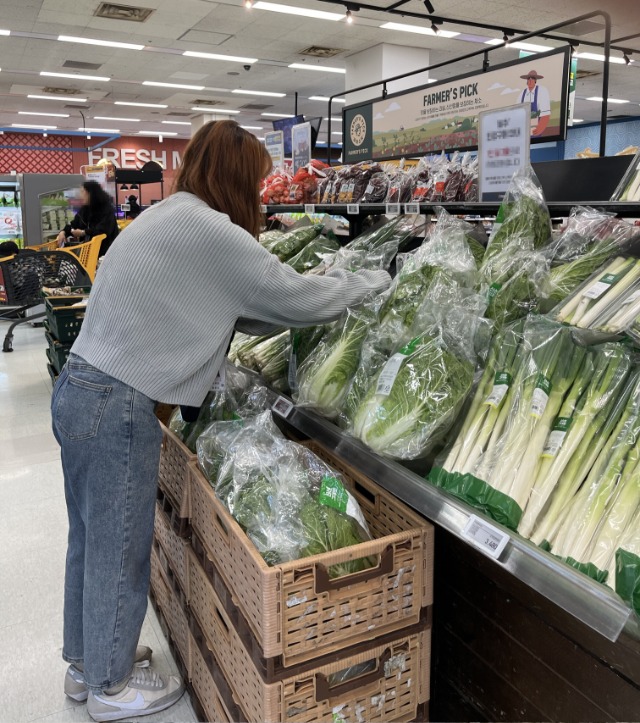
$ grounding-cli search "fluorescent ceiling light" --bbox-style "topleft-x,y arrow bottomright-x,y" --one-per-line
576,52 -> 625,65
162,120 -> 191,125
57,35 -> 144,50
115,101 -> 168,108
572,118 -> 584,123
323,117 -> 342,122
309,96 -> 345,103
183,50 -> 258,64
41,71 -> 110,82
232,89 -> 286,97
12,124 -> 57,129
288,63 -> 345,74
191,106 -> 241,113
484,38 -> 552,53
94,116 -> 140,122
252,2 -> 343,21
139,130 -> 178,136
261,112 -> 295,118
19,111 -> 69,118
586,96 -> 629,104
28,94 -> 88,102
331,131 -> 342,135
0,29 -> 10,36
380,22 -> 459,38
316,141 -> 327,146
256,137 -> 266,141
79,127 -> 120,133
241,125 -> 264,129
143,80 -> 204,90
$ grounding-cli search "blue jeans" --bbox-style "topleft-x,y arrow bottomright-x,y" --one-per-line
51,354 -> 162,692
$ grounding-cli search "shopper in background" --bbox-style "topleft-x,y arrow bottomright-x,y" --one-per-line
56,180 -> 119,256
51,120 -> 391,723
126,194 -> 142,219
0,240 -> 20,257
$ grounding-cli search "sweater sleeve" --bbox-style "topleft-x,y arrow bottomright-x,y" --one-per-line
241,251 -> 391,328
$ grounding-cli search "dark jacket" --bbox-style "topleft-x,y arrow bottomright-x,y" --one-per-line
64,204 -> 119,256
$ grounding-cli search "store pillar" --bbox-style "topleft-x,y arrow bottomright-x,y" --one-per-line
345,44 -> 431,105
191,113 -> 239,135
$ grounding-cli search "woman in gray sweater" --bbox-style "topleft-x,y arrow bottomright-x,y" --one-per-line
50,120 -> 390,722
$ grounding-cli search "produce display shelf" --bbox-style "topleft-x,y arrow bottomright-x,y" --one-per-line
264,202 -> 640,218
277,402 -> 639,644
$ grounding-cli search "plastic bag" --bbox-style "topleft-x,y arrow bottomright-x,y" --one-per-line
265,225 -> 323,262
361,171 -> 390,203
612,510 -> 640,615
385,168 -> 413,204
286,234 -> 340,274
210,412 -> 373,570
261,169 -> 292,205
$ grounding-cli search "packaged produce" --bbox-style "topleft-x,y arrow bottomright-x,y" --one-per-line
361,171 -> 391,203
204,411 -> 373,571
612,510 -> 640,615
285,234 -> 340,274
262,224 -> 323,262
261,169 -> 291,205
288,161 -> 329,205
611,150 -> 640,202
385,168 -> 413,204
336,162 -> 381,204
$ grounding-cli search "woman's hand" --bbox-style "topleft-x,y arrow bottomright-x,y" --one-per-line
71,229 -> 85,239
56,231 -> 66,247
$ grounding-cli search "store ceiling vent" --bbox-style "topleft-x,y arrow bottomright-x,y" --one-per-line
191,99 -> 223,106
299,46 -> 345,58
64,104 -> 91,109
94,3 -> 154,22
240,103 -> 272,110
42,86 -> 85,96
166,111 -> 192,117
63,60 -> 103,71
561,19 -> 605,37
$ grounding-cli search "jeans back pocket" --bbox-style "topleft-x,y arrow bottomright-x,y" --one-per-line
53,374 -> 112,441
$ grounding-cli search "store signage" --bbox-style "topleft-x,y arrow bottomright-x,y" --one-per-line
343,47 -> 570,162
265,131 -> 284,169
292,122 -> 312,173
568,56 -> 578,126
87,148 -> 183,170
478,103 -> 530,202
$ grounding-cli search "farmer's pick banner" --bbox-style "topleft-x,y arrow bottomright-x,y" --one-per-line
343,47 -> 570,162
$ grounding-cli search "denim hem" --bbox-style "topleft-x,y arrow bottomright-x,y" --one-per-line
62,653 -> 83,666
86,666 -> 134,694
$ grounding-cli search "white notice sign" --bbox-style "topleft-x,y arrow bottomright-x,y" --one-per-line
478,103 -> 530,202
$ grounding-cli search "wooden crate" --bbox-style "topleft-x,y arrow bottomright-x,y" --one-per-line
158,422 -> 194,519
150,545 -> 190,668
153,502 -> 190,596
187,546 -> 430,723
188,451 -> 433,666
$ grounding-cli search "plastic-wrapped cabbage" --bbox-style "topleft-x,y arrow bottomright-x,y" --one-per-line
286,235 -> 340,274
296,304 -> 378,418
210,412 -> 372,571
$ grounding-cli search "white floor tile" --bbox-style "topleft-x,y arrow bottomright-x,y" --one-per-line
0,326 -> 196,723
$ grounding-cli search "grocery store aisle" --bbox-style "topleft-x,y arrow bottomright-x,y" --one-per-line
0,323 -> 196,723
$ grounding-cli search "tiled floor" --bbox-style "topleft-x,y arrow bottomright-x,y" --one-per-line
0,322 -> 196,723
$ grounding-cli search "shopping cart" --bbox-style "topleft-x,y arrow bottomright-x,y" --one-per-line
61,234 -> 105,282
0,250 -> 91,352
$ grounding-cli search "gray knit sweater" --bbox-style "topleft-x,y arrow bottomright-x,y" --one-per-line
72,192 -> 391,405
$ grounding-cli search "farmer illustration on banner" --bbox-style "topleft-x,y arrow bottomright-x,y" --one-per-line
520,69 -> 551,137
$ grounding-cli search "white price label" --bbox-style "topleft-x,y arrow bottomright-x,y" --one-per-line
485,384 -> 509,408
347,204 -> 360,215
304,204 -> 315,215
462,514 -> 510,560
583,280 -> 612,300
386,203 -> 400,215
375,353 -> 405,396
531,386 -> 549,419
404,203 -> 420,215
272,395 -> 294,418
260,204 -> 268,213
211,365 -> 226,393
542,429 -> 567,458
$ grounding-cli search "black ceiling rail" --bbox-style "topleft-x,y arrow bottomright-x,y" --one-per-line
315,0 -> 632,54
325,10 -> 612,163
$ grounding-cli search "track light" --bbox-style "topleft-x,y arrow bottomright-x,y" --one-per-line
431,21 -> 439,35
346,8 -> 353,23
624,52 -> 632,65
244,0 -> 253,7
423,0 -> 434,12
121,184 -> 129,190
503,31 -> 510,46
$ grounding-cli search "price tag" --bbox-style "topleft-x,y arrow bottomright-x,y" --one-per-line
347,204 -> 360,215
583,272 -> 618,300
542,417 -> 571,458
531,374 -> 551,419
211,365 -> 226,393
272,395 -> 294,418
404,202 -> 420,215
462,514 -> 510,560
304,204 -> 315,215
484,371 -> 512,408
260,204 -> 268,213
386,203 -> 400,215
375,353 -> 405,396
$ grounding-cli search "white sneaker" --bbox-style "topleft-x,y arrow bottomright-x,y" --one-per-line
87,667 -> 184,722
64,645 -> 153,702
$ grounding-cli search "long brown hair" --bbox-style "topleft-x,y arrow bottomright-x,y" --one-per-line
174,120 -> 271,238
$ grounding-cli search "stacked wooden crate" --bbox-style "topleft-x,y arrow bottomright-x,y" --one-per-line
150,421 -> 434,722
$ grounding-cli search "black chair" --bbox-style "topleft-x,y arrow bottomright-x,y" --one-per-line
0,250 -> 92,351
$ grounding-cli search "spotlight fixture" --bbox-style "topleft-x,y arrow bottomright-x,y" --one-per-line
244,0 -> 253,7
346,8 -> 353,23
431,21 -> 439,35
130,184 -> 139,190
423,0 -> 434,12
121,184 -> 129,190
503,31 -> 510,46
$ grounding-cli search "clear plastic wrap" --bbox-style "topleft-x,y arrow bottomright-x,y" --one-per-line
263,224 -> 323,262
295,303 -> 378,418
385,168 -> 413,204
611,509 -> 640,615
361,171 -> 390,203
285,234 -> 340,274
208,412 -> 373,569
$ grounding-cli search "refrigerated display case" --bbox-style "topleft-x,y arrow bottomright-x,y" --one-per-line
0,176 -> 23,247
